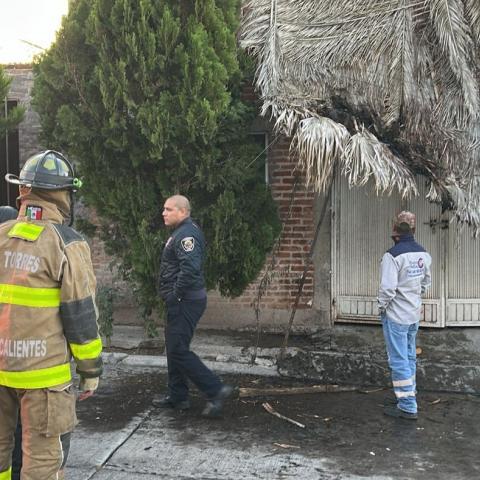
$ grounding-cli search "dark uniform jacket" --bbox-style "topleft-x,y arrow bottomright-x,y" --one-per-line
158,217 -> 206,302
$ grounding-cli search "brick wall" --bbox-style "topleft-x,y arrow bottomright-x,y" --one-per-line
235,84 -> 316,307
206,134 -> 316,322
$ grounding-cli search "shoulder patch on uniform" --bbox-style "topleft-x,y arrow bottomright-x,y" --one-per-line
8,222 -> 44,242
181,237 -> 195,252
26,205 -> 43,220
52,224 -> 85,246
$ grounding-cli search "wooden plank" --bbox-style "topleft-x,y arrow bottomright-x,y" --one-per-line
239,384 -> 357,398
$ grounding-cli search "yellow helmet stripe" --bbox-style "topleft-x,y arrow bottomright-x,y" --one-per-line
0,363 -> 72,389
69,338 -> 103,360
8,222 -> 45,241
0,284 -> 61,308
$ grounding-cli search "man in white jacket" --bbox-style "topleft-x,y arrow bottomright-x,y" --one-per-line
378,211 -> 431,420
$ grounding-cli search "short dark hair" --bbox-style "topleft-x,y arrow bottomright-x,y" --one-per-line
395,222 -> 413,235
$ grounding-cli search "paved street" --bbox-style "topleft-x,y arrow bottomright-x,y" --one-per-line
67,358 -> 480,480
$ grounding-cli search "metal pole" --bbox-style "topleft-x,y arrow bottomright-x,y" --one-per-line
4,97 -> 10,205
264,133 -> 269,184
279,173 -> 335,360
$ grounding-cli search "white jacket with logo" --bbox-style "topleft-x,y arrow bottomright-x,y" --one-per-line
378,234 -> 432,325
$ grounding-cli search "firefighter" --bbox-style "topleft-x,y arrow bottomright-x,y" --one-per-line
0,150 -> 103,480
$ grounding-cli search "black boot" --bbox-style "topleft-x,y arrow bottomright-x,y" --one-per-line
383,405 -> 417,420
152,395 -> 190,410
202,385 -> 236,418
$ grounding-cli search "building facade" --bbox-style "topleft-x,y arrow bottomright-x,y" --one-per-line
4,67 -> 480,332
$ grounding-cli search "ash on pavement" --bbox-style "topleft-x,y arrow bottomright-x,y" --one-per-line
74,366 -> 480,479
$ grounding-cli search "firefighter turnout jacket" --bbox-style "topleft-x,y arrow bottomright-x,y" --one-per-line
0,199 -> 102,390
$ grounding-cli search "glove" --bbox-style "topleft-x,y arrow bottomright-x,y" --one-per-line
79,377 -> 99,392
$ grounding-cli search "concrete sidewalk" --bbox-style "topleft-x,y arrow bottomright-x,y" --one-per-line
105,323 -> 480,394
104,324 -> 282,377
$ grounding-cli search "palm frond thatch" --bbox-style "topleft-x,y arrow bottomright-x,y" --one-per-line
342,128 -> 418,198
240,0 -> 480,230
429,0 -> 479,116
466,0 -> 480,45
292,116 -> 349,192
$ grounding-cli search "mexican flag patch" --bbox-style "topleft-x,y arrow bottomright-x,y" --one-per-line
26,205 -> 43,220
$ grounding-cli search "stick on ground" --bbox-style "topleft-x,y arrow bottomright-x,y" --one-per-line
262,402 -> 306,428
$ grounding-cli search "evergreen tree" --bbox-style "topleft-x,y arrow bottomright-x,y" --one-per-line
0,66 -> 24,136
32,0 -> 280,321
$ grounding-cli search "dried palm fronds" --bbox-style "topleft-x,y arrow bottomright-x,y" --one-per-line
466,0 -> 480,45
292,116 -> 349,191
240,0 -> 480,230
342,128 -> 418,198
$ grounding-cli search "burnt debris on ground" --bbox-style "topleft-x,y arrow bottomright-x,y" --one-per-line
76,367 -> 480,479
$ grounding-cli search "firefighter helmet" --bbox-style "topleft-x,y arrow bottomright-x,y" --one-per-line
4,150 -> 82,191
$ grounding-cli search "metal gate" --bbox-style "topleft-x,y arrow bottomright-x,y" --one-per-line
332,175 -> 480,327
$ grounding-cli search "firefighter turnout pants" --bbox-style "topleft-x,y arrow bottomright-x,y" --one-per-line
0,385 -> 76,480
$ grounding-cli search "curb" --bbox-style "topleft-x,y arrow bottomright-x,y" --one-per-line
102,352 -> 280,377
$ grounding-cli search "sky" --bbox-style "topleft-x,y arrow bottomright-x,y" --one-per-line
0,0 -> 69,64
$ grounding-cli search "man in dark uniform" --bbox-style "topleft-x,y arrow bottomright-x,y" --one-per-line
155,195 -> 234,417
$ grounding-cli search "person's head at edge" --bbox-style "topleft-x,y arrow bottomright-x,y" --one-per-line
0,205 -> 18,224
163,195 -> 191,228
391,210 -> 416,243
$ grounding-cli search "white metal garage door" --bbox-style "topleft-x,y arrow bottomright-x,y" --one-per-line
332,175 -> 480,327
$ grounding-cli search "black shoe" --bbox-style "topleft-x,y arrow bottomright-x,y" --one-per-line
202,385 -> 236,418
384,405 -> 417,420
152,395 -> 190,410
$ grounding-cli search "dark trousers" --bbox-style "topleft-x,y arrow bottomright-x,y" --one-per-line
165,298 -> 222,401
12,418 -> 21,480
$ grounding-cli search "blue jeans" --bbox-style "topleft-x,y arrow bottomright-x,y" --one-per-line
382,315 -> 419,414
